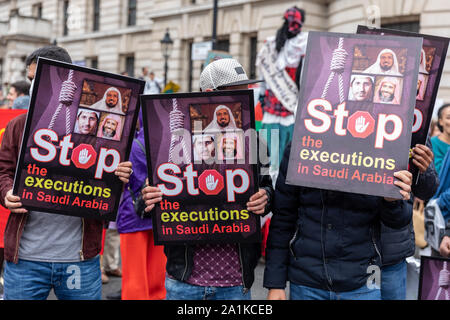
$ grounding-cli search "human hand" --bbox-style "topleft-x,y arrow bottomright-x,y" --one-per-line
411,144 -> 433,173
78,148 -> 92,165
384,170 -> 412,201
115,161 -> 133,184
355,116 -> 370,133
142,180 -> 163,212
4,189 -> 27,214
440,236 -> 450,258
267,289 -> 286,300
205,174 -> 218,191
246,189 -> 268,215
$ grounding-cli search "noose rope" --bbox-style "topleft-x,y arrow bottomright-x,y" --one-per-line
168,98 -> 191,164
48,70 -> 77,135
321,37 -> 348,104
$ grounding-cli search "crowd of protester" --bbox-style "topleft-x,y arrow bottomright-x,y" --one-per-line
0,6 -> 449,301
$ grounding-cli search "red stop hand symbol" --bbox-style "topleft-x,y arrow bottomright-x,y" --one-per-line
348,111 -> 375,139
71,144 -> 97,169
198,170 -> 224,195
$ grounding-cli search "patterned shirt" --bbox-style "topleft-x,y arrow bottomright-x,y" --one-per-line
186,243 -> 243,287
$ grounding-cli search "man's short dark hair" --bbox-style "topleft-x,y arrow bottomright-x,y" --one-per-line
11,80 -> 31,96
25,45 -> 72,66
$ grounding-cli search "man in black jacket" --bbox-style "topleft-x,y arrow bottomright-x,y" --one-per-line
142,58 -> 273,300
380,140 -> 439,300
264,143 -> 412,300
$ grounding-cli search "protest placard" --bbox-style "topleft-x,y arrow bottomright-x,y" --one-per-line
0,109 -> 27,247
13,58 -> 145,221
286,31 -> 422,199
418,255 -> 450,300
142,90 -> 260,244
357,25 -> 449,181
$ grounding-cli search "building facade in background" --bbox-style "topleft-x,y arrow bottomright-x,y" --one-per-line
0,0 -> 448,101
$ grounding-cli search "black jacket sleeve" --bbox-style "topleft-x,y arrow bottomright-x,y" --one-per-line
379,198 -> 411,229
258,135 -> 273,216
263,143 -> 300,289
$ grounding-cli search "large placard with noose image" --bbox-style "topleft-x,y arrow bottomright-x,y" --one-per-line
357,26 -> 449,182
13,58 -> 145,221
141,90 -> 260,245
286,31 -> 422,198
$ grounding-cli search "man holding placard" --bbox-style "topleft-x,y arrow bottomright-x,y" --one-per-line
0,46 -> 133,300
142,58 -> 273,300
263,31 -> 419,300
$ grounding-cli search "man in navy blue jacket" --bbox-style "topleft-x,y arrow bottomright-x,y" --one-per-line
380,140 -> 438,300
264,143 -> 413,300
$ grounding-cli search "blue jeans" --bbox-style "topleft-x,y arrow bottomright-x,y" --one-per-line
3,256 -> 102,300
381,260 -> 407,300
165,277 -> 251,300
290,283 -> 381,300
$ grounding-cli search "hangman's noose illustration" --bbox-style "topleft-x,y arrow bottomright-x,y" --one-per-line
168,98 -> 191,164
435,261 -> 449,300
48,70 -> 77,135
321,37 -> 348,104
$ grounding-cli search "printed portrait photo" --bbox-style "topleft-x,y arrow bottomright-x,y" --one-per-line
96,112 -> 125,141
348,74 -> 374,102
190,102 -> 242,134
217,131 -> 244,161
192,134 -> 216,163
416,73 -> 429,101
79,80 -> 132,115
373,76 -> 403,105
422,46 -> 436,74
352,46 -> 407,77
73,108 -> 100,136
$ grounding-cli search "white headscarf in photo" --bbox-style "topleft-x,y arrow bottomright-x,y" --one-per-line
90,87 -> 124,115
204,105 -> 238,132
374,76 -> 402,105
363,48 -> 402,76
419,48 -> 429,74
98,113 -> 123,140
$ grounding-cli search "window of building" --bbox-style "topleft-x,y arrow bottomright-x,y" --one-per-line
188,41 -> 193,92
125,55 -> 135,77
127,0 -> 137,26
90,58 -> 98,69
33,3 -> 43,19
381,16 -> 420,33
249,36 -> 258,79
93,0 -> 100,31
63,0 -> 69,36
215,39 -> 230,52
21,56 -> 27,79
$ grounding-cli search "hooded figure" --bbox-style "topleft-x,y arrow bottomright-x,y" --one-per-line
417,72 -> 429,101
218,132 -> 243,160
90,87 -> 125,115
419,48 -> 429,74
204,105 -> 238,132
97,113 -> 123,140
374,76 -> 402,105
363,48 -> 402,76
